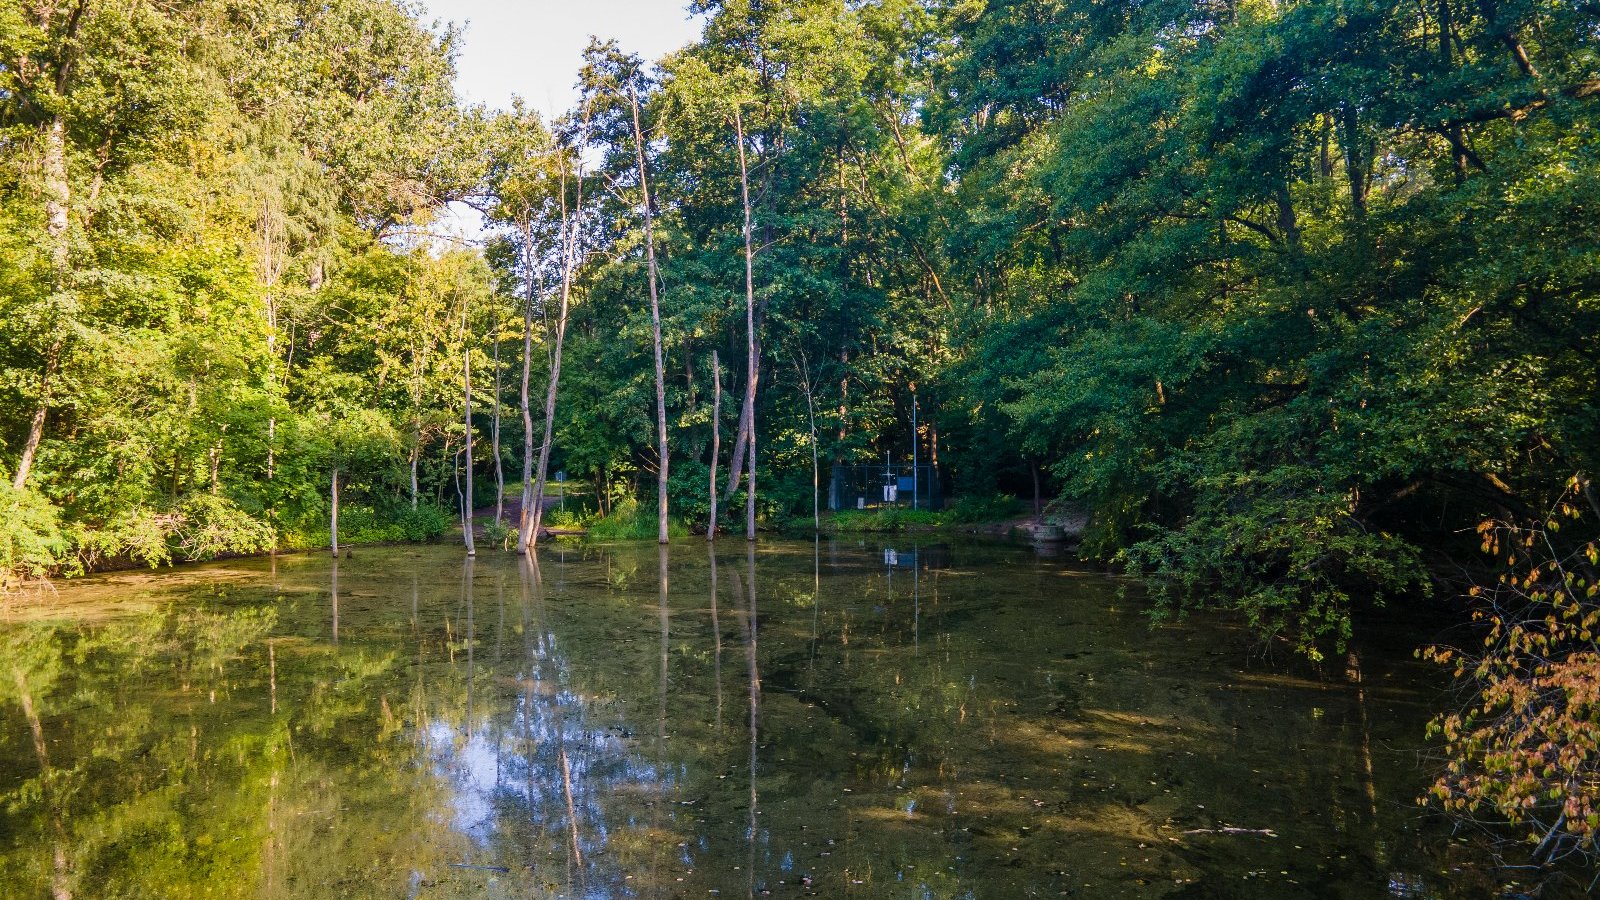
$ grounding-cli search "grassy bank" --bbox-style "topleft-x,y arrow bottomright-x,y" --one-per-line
788,495 -> 1033,534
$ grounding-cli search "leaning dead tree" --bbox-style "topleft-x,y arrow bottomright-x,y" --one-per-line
629,79 -> 671,545
521,109 -> 593,554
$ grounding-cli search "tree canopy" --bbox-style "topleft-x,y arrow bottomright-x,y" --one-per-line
2,0 -> 1597,687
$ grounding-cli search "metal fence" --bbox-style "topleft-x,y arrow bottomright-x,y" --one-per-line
829,463 -> 942,512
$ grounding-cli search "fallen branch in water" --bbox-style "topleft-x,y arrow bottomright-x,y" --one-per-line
1182,827 -> 1278,838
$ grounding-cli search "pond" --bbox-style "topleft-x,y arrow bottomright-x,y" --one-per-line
0,539 -> 1506,898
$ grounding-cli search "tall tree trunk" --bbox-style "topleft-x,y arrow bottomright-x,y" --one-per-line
524,143 -> 586,553
516,219 -> 538,553
13,0 -> 86,491
524,262 -> 571,552
409,439 -> 420,509
12,339 -> 58,490
1031,460 -> 1042,518
463,324 -> 477,557
734,107 -> 759,541
1339,105 -> 1370,218
491,311 -> 504,526
330,468 -> 340,556
14,115 -> 73,490
631,86 -> 671,545
796,351 -> 819,530
709,350 -> 721,540
44,117 -> 69,271
259,198 -> 284,485
723,382 -> 753,501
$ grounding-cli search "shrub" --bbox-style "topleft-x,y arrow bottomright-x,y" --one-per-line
829,507 -> 941,533
666,459 -> 712,526
279,502 -> 450,550
545,507 -> 581,528
586,496 -> 689,542
943,493 -> 1025,523
74,495 -> 275,568
394,503 -> 452,542
1121,467 -> 1426,660
0,485 -> 71,589
482,518 -> 516,550
171,494 -> 276,561
1424,483 -> 1600,869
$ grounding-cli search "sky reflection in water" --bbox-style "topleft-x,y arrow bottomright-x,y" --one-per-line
0,539 -> 1511,898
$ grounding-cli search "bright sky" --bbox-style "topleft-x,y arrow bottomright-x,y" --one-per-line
419,0 -> 705,116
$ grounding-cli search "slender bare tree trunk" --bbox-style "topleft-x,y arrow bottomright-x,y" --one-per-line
43,117 -> 69,270
524,136 -> 588,553
14,124 -> 69,489
13,0 -> 84,491
463,312 -> 477,557
1031,460 -> 1042,518
631,86 -> 671,544
491,310 -> 505,526
409,442 -> 419,509
709,350 -> 721,540
330,468 -> 340,555
723,386 -> 752,502
525,251 -> 572,552
516,219 -> 538,553
12,340 -> 58,490
796,351 -> 819,530
734,107 -> 758,541
259,198 -> 284,485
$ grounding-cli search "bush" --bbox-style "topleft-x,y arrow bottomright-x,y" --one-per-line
1121,468 -> 1426,660
0,485 -> 71,589
586,496 -> 689,542
545,507 -> 582,528
828,507 -> 941,533
171,494 -> 276,561
74,494 -> 275,569
482,518 -> 515,550
942,493 -> 1025,523
1424,486 -> 1600,868
394,503 -> 452,542
279,502 -> 450,550
666,459 -> 712,526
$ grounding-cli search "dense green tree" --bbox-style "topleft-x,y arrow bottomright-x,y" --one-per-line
3,0 -> 1595,665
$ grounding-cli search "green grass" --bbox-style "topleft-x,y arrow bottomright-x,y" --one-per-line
279,503 -> 452,551
826,507 -> 944,533
585,498 -> 690,542
791,495 -> 1029,534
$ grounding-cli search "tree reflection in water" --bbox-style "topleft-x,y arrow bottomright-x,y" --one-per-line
0,541 -> 1520,899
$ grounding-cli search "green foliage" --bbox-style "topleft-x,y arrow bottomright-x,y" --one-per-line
72,495 -> 277,570
545,507 -> 582,529
0,485 -> 71,589
932,0 -> 1600,657
1423,486 -> 1600,863
394,504 -> 453,543
827,508 -> 942,534
941,494 -> 1025,525
1121,473 -> 1428,660
666,459 -> 713,528
481,518 -> 516,550
280,503 -> 449,552
586,497 -> 690,542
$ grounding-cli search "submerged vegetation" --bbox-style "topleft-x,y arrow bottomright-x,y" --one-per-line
2,0 -> 1599,875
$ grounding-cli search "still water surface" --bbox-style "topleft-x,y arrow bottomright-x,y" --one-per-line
0,540 -> 1498,898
